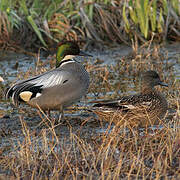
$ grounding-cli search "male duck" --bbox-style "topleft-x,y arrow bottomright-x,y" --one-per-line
93,71 -> 168,127
6,41 -> 92,116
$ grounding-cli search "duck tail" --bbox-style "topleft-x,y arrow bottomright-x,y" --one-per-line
5,85 -> 18,106
5,83 -> 33,106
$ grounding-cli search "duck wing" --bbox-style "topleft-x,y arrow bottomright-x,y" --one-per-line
6,69 -> 73,106
93,94 -> 153,112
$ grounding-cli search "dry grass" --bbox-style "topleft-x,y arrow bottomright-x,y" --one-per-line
0,112 -> 179,179
0,44 -> 180,179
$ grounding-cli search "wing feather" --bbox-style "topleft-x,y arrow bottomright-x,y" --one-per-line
6,69 -> 72,106
93,94 -> 153,112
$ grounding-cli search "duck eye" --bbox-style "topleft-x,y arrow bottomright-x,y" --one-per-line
153,74 -> 159,79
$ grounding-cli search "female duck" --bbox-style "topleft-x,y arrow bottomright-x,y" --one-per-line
93,71 -> 168,127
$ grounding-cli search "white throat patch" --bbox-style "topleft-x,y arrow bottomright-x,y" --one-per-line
63,55 -> 76,61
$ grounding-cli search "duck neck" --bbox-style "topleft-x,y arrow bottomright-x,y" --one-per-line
56,45 -> 69,68
141,82 -> 155,94
56,56 -> 64,68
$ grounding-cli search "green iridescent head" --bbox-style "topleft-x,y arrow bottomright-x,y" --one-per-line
56,41 -> 92,68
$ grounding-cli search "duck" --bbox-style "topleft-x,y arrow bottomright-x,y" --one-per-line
5,41 -> 92,119
92,70 -> 168,128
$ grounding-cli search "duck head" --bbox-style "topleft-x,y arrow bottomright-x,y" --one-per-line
142,70 -> 168,89
56,41 -> 92,68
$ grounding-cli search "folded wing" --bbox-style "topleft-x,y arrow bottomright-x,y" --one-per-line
93,94 -> 153,112
6,69 -> 72,106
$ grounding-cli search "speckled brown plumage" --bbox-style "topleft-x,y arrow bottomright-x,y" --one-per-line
93,71 -> 168,128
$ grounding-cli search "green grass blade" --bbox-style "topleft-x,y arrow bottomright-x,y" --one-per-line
157,8 -> 164,33
170,0 -> 180,15
123,2 -> 130,33
27,15 -> 47,47
129,6 -> 138,24
89,4 -> 94,21
136,0 -> 144,37
150,0 -> 157,32
162,0 -> 168,15
19,0 -> 29,16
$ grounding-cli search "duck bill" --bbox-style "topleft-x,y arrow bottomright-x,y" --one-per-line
159,81 -> 168,87
79,50 -> 93,57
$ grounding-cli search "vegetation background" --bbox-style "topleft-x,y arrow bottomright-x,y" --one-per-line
0,0 -> 179,51
0,0 -> 180,179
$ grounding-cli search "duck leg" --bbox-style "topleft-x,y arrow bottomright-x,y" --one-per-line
58,111 -> 64,122
58,106 -> 65,123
